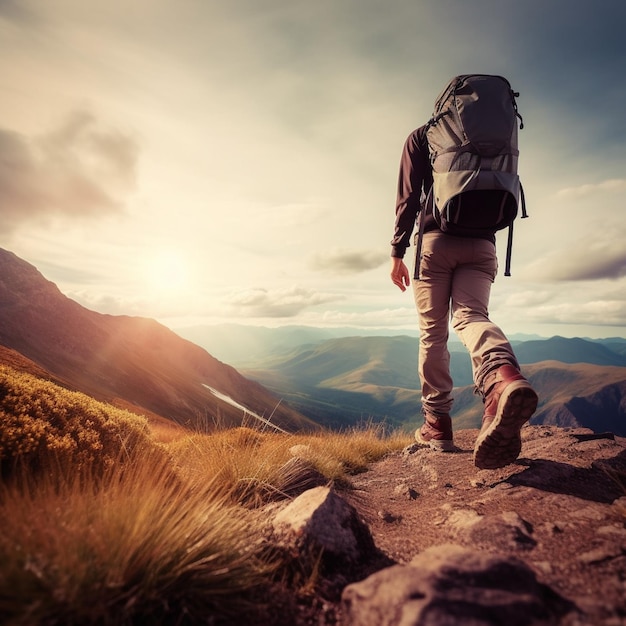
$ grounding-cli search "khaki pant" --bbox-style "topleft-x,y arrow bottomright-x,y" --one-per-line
412,232 -> 519,415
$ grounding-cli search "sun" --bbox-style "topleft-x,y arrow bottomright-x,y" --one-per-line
140,250 -> 191,296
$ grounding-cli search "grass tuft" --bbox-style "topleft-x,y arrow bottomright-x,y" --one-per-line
166,424 -> 411,506
0,449 -> 275,625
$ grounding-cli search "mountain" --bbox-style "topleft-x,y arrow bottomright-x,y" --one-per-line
0,248 -> 315,432
241,333 -> 626,393
175,324 -> 422,367
590,337 -> 626,357
241,336 -> 626,434
514,335 -> 626,367
452,360 -> 626,434
2,246 -> 624,436
176,323 -> 626,371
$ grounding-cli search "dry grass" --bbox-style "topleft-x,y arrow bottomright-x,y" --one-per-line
0,364 -> 411,624
0,450 -> 274,626
166,423 -> 411,506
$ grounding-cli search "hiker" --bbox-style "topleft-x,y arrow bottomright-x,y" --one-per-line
389,75 -> 538,470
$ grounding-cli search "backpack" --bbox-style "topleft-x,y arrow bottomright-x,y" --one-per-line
416,74 -> 527,277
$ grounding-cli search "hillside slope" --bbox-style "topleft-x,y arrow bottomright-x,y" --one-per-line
0,248 -> 315,432
453,361 -> 626,435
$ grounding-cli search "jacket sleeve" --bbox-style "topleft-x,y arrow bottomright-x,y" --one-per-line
390,126 -> 430,259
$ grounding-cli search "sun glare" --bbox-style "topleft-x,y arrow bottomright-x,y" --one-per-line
141,250 -> 191,296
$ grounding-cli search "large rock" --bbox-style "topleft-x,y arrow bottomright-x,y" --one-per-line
272,486 -> 376,563
341,543 -> 577,626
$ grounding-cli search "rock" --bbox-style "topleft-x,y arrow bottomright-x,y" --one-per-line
402,443 -> 421,457
309,426 -> 626,625
378,509 -> 401,523
447,508 -> 482,530
572,432 -> 615,443
393,483 -> 419,500
272,486 -> 377,564
598,524 -> 626,538
578,546 -> 625,565
341,544 -> 578,626
467,511 -> 537,551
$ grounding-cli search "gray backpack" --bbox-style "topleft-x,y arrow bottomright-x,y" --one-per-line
419,74 -> 527,276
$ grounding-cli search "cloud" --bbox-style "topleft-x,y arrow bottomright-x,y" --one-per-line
224,286 -> 341,318
68,291 -> 137,316
314,307 -> 418,329
549,245 -> 626,282
0,0 -> 37,25
503,290 -> 554,308
311,248 -> 388,274
523,298 -> 626,328
494,281 -> 626,332
556,178 -> 626,199
516,175 -> 625,284
0,110 -> 138,234
34,260 -> 103,286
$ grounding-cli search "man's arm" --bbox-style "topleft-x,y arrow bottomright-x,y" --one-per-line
390,126 -> 430,280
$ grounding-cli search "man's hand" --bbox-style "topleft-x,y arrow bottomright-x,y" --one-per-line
390,257 -> 410,292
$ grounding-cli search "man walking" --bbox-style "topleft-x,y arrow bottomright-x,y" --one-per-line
390,80 -> 538,469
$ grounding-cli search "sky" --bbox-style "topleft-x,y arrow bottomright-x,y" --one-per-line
1,0 -> 625,340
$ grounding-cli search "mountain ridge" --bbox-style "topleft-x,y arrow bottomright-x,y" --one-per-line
174,323 -> 624,368
0,248 -> 315,432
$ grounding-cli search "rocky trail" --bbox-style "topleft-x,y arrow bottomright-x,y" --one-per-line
271,426 -> 626,625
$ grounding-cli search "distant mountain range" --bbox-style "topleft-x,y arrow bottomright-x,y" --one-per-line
229,334 -> 626,434
1,246 -> 625,437
175,323 -> 626,369
0,248 -> 314,433
512,336 -> 626,367
175,323 -> 426,367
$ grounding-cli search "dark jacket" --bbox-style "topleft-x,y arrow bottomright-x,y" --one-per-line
390,125 -> 495,259
390,125 -> 435,259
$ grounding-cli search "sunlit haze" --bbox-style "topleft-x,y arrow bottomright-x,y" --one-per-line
1,0 -> 625,339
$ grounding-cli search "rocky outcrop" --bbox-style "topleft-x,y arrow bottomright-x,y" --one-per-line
270,426 -> 626,625
342,544 -> 577,626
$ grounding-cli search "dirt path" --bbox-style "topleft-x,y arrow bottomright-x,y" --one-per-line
343,426 -> 626,624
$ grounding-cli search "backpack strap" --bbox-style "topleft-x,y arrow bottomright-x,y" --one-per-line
519,182 -> 528,219
511,89 -> 524,130
504,221 -> 514,277
413,188 -> 432,280
504,183 -> 528,277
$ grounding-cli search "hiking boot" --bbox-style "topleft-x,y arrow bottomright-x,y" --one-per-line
415,412 -> 455,452
473,365 -> 538,469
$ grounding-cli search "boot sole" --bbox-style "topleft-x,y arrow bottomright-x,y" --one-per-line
473,381 -> 538,470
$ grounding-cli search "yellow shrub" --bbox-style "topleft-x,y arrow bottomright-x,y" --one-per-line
0,365 -> 154,474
